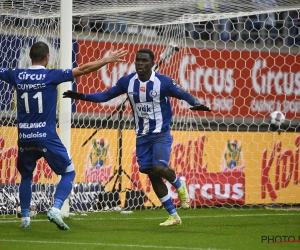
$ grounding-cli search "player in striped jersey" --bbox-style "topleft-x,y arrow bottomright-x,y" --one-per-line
0,41 -> 127,229
63,48 -> 210,226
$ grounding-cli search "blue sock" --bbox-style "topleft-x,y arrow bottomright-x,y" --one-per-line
160,195 -> 177,215
171,176 -> 182,190
53,170 -> 75,209
53,198 -> 64,210
19,176 -> 32,217
21,208 -> 30,217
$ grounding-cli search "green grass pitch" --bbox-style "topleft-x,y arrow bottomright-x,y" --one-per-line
1,208 -> 299,250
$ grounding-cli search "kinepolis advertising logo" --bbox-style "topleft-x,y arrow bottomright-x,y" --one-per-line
261,136 -> 300,201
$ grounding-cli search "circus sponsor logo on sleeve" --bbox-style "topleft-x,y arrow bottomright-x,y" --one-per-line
61,69 -> 71,73
172,79 -> 178,85
0,68 -> 9,73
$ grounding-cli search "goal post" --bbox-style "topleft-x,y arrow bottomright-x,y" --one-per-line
0,1 -> 300,217
58,0 -> 73,218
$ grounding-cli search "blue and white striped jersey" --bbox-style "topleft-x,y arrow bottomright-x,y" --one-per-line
0,66 -> 74,142
85,71 -> 200,136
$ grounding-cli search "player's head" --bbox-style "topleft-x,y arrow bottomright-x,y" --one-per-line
30,41 -> 50,67
135,49 -> 155,81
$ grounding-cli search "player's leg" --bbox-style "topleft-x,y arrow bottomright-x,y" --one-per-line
46,168 -> 75,230
18,175 -> 32,229
153,164 -> 190,209
17,142 -> 41,229
136,134 -> 180,226
147,169 -> 181,226
42,137 -> 76,230
152,132 -> 190,209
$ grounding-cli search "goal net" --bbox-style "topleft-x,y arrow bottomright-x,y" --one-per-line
0,0 -> 300,216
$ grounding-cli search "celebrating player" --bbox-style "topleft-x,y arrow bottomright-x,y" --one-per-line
0,41 -> 127,230
63,48 -> 210,226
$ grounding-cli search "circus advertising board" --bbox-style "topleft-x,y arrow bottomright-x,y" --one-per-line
75,40 -> 300,121
1,127 -> 299,211
0,36 -> 299,120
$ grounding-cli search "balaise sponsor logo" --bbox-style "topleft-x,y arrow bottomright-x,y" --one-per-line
19,132 -> 47,139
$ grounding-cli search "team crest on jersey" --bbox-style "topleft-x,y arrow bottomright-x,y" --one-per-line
150,90 -> 157,98
140,86 -> 146,92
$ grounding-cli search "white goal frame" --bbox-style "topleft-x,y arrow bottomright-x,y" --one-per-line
58,1 -> 73,217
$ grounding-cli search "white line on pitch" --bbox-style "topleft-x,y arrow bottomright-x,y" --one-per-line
0,239 -> 229,250
0,212 -> 299,224
71,213 -> 300,221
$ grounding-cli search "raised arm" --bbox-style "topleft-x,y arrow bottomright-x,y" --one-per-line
72,47 -> 127,78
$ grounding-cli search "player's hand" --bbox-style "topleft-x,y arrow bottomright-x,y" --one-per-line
190,104 -> 211,112
62,90 -> 85,100
106,47 -> 127,63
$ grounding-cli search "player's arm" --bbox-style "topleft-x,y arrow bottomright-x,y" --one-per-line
63,75 -> 128,102
0,68 -> 17,87
72,48 -> 127,78
167,79 -> 211,111
62,84 -> 125,102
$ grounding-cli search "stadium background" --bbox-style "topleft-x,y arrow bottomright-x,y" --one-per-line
0,33 -> 299,213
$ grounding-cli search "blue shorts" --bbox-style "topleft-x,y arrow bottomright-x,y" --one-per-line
17,136 -> 73,177
136,131 -> 172,173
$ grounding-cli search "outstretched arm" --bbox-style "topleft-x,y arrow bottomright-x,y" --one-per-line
168,79 -> 211,111
72,47 -> 127,78
63,84 -> 125,103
